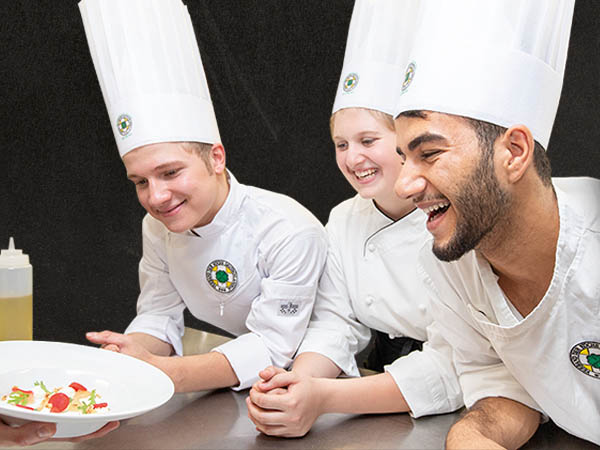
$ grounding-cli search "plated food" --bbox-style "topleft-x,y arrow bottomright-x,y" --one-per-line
2,381 -> 108,414
0,341 -> 174,437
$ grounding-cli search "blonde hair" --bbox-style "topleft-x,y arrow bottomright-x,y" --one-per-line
330,107 -> 395,138
182,142 -> 214,174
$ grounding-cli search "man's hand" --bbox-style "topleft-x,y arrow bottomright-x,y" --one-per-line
86,330 -> 155,363
0,418 -> 119,447
246,366 -> 324,437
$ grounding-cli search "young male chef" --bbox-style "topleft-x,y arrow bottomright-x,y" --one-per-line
78,0 -> 327,392
393,0 -> 600,447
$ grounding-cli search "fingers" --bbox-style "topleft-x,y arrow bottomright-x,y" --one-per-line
86,330 -> 125,347
0,421 -> 56,447
64,421 -> 120,443
258,365 -> 286,382
245,397 -> 306,438
256,370 -> 297,392
248,385 -> 291,411
101,344 -> 121,352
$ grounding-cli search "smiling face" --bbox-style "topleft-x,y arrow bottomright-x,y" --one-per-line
394,112 -> 512,261
123,142 -> 228,233
332,108 -> 406,215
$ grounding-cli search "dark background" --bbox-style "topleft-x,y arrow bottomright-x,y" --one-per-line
1,1 -> 598,345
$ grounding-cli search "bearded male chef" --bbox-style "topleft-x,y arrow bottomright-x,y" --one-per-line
78,0 -> 327,392
393,0 -> 600,447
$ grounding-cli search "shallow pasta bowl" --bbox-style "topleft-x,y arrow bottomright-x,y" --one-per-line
0,340 -> 174,438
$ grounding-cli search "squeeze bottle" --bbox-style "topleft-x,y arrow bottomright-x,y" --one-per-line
0,237 -> 33,340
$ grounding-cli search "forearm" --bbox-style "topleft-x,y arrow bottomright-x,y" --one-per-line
149,351 -> 239,393
292,352 -> 342,378
128,332 -> 174,356
317,372 -> 409,415
446,397 -> 540,450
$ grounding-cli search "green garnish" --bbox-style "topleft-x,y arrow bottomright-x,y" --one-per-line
8,391 -> 29,406
77,389 -> 98,415
34,381 -> 50,393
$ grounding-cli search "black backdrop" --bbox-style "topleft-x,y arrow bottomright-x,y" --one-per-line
1,1 -> 599,345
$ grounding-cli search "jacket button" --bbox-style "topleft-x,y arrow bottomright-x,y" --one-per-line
365,296 -> 374,306
367,243 -> 376,252
418,303 -> 427,313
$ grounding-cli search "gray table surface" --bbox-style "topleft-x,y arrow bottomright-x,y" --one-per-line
22,389 -> 597,450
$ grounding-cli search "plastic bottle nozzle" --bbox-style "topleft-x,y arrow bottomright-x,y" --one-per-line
0,237 -> 30,267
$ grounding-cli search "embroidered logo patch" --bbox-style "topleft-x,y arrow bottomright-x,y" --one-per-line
401,62 -> 416,94
570,341 -> 600,379
116,114 -> 133,137
206,260 -> 238,294
278,301 -> 299,316
342,72 -> 359,93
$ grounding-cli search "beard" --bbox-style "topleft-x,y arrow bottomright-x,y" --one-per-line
432,152 -> 512,262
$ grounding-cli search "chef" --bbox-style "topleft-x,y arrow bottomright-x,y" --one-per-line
78,0 -> 327,392
247,0 -> 462,438
393,0 -> 599,447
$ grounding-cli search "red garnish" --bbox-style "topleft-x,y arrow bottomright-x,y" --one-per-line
69,382 -> 87,392
93,402 -> 108,409
48,393 -> 70,412
15,404 -> 35,410
12,387 -> 33,395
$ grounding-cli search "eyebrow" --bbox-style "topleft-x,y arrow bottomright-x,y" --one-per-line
407,133 -> 448,151
126,161 -> 185,180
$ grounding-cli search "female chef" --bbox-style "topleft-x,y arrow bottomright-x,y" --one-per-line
246,0 -> 462,437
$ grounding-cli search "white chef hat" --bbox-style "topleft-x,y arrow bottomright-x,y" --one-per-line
394,0 -> 575,149
79,0 -> 220,157
332,0 -> 422,116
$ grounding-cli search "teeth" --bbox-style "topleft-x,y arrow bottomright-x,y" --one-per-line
355,168 -> 377,179
423,201 -> 450,215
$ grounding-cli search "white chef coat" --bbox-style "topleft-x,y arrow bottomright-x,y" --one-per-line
125,172 -> 328,390
418,177 -> 600,445
297,195 -> 463,417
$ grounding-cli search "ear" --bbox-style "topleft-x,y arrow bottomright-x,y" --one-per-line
497,125 -> 535,184
210,142 -> 226,174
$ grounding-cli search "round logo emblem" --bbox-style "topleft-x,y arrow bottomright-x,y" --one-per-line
342,72 -> 359,93
570,341 -> 600,379
116,114 -> 133,137
206,260 -> 238,294
401,62 -> 416,94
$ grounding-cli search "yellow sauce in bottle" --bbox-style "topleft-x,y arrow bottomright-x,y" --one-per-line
0,295 -> 32,340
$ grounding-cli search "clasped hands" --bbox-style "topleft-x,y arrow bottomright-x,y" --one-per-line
246,366 -> 325,437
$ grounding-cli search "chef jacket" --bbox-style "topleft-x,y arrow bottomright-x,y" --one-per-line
297,195 -> 463,418
418,177 -> 600,445
125,172 -> 328,390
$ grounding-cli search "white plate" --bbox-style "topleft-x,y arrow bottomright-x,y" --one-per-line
0,341 -> 174,437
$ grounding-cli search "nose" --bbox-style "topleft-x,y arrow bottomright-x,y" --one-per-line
346,144 -> 366,168
394,159 -> 426,200
146,180 -> 171,209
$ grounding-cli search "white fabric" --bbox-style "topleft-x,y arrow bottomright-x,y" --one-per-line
332,0 -> 421,115
395,0 -> 575,148
125,172 -> 327,390
418,177 -> 600,445
79,0 -> 220,156
297,195 -> 463,418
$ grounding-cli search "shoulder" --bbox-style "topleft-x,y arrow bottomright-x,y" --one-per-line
242,184 -> 325,237
418,244 -> 486,305
553,177 -> 600,232
327,194 -> 371,224
142,214 -> 168,240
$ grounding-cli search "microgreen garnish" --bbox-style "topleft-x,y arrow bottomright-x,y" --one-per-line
34,381 -> 50,393
8,391 -> 29,406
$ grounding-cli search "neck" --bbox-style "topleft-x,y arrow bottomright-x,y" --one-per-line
374,193 -> 416,221
479,181 -> 559,316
